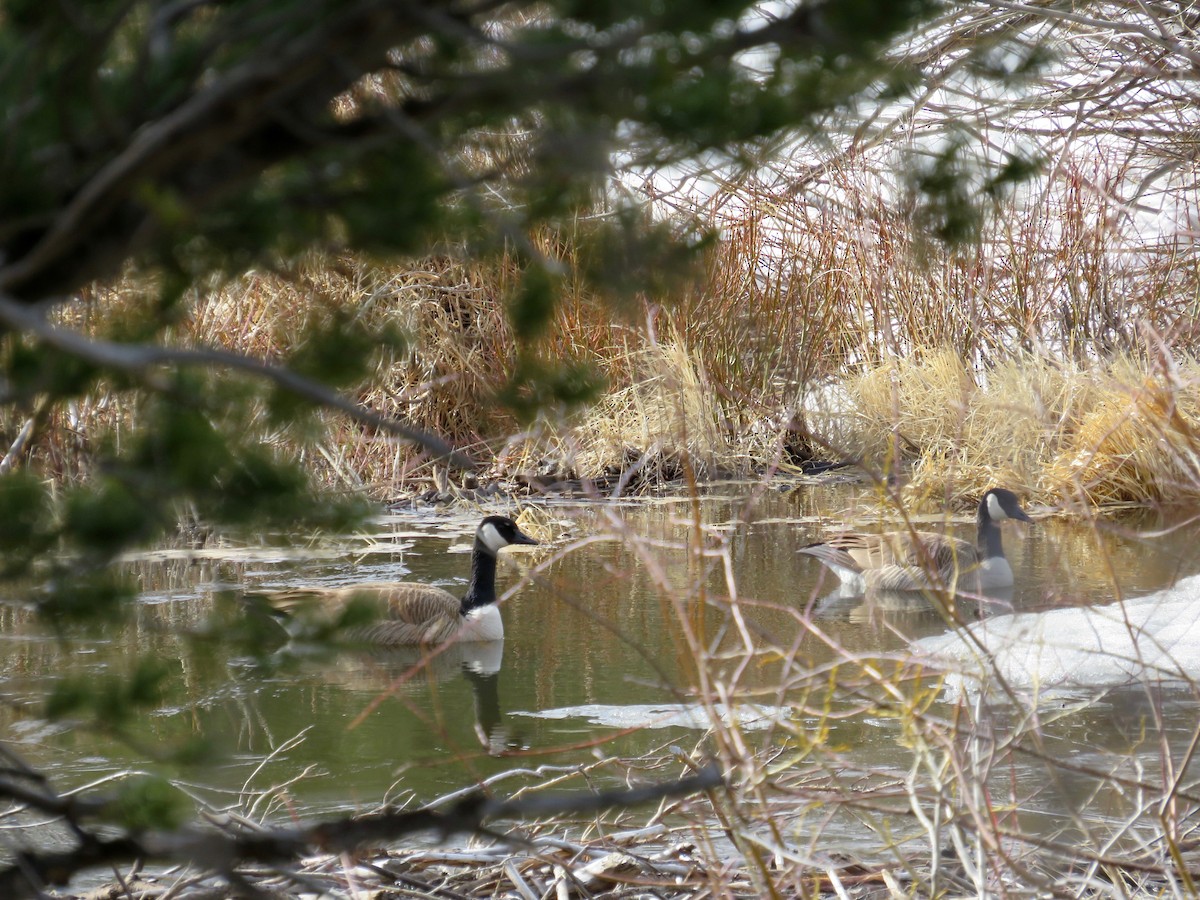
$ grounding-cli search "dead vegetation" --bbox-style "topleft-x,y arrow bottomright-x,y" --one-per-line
848,348 -> 1200,509
8,0 -> 1200,511
15,146 -> 1198,513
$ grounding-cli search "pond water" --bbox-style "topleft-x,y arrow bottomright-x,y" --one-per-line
4,481 -> 1200,872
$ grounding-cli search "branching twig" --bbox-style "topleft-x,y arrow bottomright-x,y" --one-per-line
0,394 -> 53,475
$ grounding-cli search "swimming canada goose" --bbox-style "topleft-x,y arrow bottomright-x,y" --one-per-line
269,515 -> 538,646
800,488 -> 1033,594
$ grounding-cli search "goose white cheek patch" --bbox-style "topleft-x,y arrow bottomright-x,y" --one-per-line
987,493 -> 1006,521
479,522 -> 508,553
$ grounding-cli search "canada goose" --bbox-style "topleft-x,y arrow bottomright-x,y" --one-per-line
268,515 -> 538,645
800,488 -> 1033,594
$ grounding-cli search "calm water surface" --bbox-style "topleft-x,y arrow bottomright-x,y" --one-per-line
3,482 -> 1200,860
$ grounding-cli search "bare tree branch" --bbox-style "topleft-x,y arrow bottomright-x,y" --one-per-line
0,765 -> 723,897
0,293 -> 473,467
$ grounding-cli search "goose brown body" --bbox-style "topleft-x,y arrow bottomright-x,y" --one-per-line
268,516 -> 538,645
802,530 -> 980,592
800,488 -> 1033,594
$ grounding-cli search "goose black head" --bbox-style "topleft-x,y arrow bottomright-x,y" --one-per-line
980,488 -> 1033,524
476,515 -> 540,555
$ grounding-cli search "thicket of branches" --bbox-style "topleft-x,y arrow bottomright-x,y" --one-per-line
0,0 -> 946,577
3,0 -> 1200,895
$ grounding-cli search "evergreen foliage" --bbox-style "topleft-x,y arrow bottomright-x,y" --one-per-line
0,0 -> 946,575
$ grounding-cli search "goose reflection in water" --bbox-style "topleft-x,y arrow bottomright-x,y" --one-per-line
814,583 -> 1015,625
344,640 -> 522,756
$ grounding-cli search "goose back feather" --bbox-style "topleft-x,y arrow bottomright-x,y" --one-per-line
802,531 -> 980,592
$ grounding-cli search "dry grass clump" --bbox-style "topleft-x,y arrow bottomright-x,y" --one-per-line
24,241 -> 623,494
1045,357 -> 1200,506
840,347 -> 1200,508
850,348 -> 976,459
845,349 -> 1046,502
528,341 -> 782,485
6,230 -> 653,494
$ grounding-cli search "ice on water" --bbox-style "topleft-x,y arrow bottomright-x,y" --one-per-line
918,573 -> 1200,700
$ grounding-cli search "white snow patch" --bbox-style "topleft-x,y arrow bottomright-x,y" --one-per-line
513,702 -> 791,731
916,573 -> 1200,700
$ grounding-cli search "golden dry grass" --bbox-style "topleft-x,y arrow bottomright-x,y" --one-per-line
516,341 -> 786,486
845,348 -> 1200,509
1046,356 -> 1200,506
847,350 -> 1062,501
6,152 -> 1200,509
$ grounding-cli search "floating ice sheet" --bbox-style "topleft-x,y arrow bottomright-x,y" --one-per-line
513,702 -> 791,731
916,573 -> 1200,700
